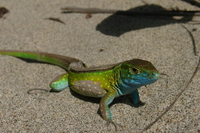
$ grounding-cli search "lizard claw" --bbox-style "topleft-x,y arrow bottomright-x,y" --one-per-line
27,88 -> 49,94
133,101 -> 145,108
106,120 -> 124,131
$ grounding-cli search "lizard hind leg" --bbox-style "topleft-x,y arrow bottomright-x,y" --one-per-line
50,73 -> 69,92
27,73 -> 69,94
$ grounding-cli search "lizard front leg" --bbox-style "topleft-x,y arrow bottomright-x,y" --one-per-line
131,89 -> 145,107
99,90 -> 122,130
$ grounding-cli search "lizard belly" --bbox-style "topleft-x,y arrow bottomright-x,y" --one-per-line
70,80 -> 107,97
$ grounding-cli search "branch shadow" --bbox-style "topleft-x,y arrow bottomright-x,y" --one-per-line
181,0 -> 200,8
96,4 -> 195,37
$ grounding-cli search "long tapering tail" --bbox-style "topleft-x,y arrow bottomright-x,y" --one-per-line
0,50 -> 85,70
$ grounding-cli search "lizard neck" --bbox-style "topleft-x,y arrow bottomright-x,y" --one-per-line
117,79 -> 142,96
113,65 -> 142,96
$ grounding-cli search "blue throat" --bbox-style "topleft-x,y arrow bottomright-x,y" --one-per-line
115,78 -> 142,96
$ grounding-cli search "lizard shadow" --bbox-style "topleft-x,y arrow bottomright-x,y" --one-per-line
70,89 -> 139,117
69,88 -> 137,106
15,58 -> 59,66
69,89 -> 140,113
96,4 -> 195,37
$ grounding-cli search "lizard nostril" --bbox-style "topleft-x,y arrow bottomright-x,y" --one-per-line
150,73 -> 160,79
154,72 -> 160,76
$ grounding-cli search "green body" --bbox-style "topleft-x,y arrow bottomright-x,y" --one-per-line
0,50 -> 160,129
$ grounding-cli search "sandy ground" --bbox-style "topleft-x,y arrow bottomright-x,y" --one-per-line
0,0 -> 199,132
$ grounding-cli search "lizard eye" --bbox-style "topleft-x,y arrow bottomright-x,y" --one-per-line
130,67 -> 140,74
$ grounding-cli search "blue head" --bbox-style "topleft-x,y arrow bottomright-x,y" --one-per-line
114,59 -> 160,95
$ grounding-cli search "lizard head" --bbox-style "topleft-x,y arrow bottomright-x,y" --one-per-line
119,59 -> 160,86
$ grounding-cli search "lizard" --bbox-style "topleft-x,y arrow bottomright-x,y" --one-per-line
0,50 -> 160,130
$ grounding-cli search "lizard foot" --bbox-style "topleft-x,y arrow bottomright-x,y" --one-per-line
133,101 -> 145,108
106,120 -> 124,131
27,88 -> 49,94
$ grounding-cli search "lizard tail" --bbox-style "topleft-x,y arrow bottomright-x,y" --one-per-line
0,50 -> 85,70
